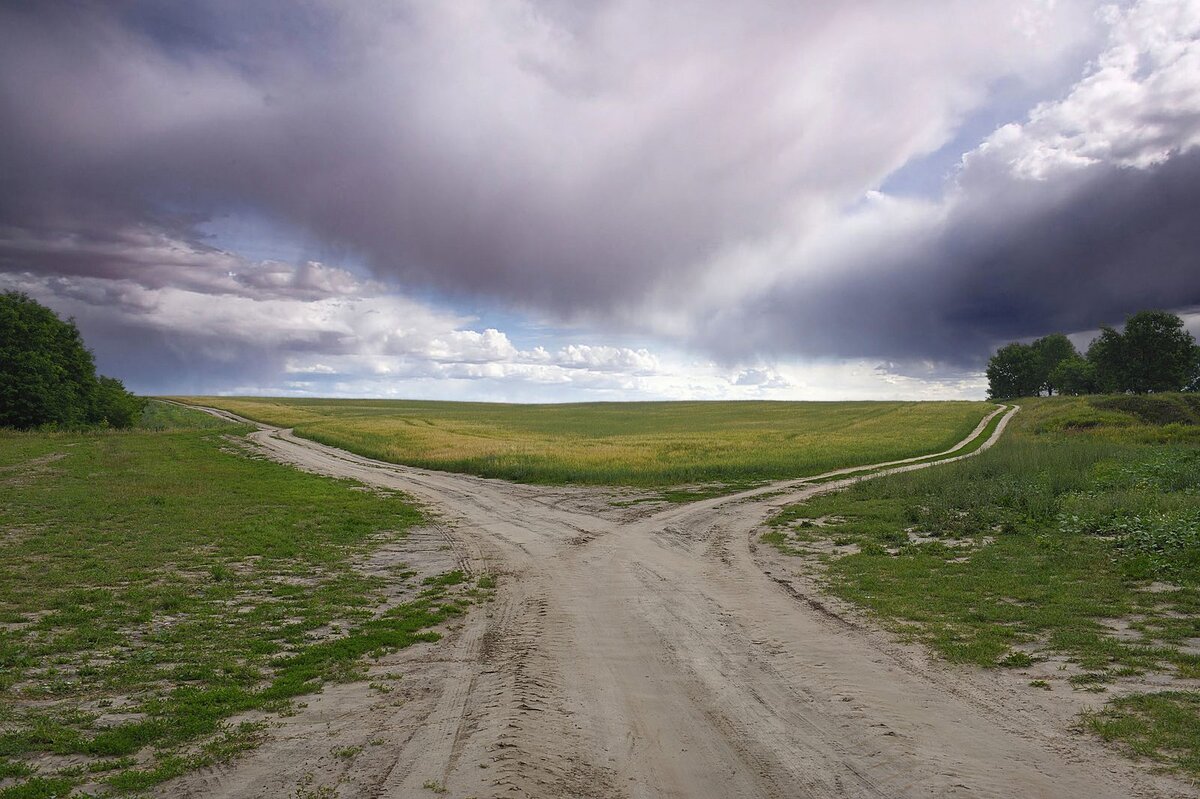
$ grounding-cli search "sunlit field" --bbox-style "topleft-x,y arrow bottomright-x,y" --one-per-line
174,398 -> 993,488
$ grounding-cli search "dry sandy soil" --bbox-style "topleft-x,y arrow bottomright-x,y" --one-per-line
163,405 -> 1199,799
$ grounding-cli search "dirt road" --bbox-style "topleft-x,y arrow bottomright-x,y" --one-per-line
170,405 -> 1195,798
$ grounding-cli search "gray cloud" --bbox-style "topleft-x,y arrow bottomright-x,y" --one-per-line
687,1 -> 1200,366
0,1 -> 1097,311
3,0 -> 1197,396
699,149 -> 1200,365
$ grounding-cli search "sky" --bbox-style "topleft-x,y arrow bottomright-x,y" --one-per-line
2,0 -> 1199,402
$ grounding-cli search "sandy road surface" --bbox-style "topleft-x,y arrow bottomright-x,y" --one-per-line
168,404 -> 1196,798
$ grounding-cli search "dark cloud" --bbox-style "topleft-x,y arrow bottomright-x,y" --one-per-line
701,146 -> 1200,366
5,0 -> 1197,396
0,1 -> 1096,313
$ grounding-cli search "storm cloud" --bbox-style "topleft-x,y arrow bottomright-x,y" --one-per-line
1,0 -> 1197,397
698,148 -> 1200,364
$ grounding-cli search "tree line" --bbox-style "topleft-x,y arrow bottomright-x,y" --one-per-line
987,310 -> 1200,400
1,291 -> 145,429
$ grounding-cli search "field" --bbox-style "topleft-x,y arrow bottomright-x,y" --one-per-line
764,393 -> 1200,775
0,402 -> 485,797
172,397 -> 992,488
6,392 -> 1198,794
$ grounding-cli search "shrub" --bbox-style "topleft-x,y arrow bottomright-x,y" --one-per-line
0,292 -> 143,429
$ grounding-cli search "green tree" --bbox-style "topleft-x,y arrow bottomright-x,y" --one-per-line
93,375 -> 146,428
0,292 -> 143,429
1049,356 -> 1097,395
986,342 -> 1041,399
1031,333 -> 1079,395
1119,310 -> 1197,393
1086,326 -> 1127,393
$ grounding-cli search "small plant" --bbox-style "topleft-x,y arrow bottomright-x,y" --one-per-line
1029,679 -> 1051,690
422,780 -> 448,793
1070,672 -> 1112,688
295,772 -> 339,799
999,651 -> 1035,668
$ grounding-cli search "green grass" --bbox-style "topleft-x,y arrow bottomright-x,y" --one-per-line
0,401 -> 475,795
802,404 -> 1011,485
764,393 -> 1200,775
1086,692 -> 1200,774
170,397 -> 992,489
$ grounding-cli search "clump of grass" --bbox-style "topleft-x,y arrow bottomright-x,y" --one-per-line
331,745 -> 363,759
999,651 -> 1035,668
175,397 -> 992,489
0,404 -> 465,794
1086,692 -> 1200,774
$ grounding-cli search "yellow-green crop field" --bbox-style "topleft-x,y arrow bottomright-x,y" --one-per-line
173,398 -> 994,487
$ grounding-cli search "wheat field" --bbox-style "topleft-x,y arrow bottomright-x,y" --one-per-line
175,397 -> 993,488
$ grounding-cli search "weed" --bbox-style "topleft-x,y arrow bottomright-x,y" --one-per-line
999,651 -> 1035,668
1087,692 -> 1200,774
294,772 -> 339,799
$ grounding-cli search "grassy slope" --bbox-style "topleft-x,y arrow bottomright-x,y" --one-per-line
765,392 -> 1200,775
172,397 -> 992,488
0,402 -> 487,797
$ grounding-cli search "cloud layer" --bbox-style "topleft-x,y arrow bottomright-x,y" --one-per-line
1,1 -> 1198,397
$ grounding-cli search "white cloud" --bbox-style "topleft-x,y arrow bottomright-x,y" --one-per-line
967,0 -> 1200,179
552,344 -> 659,374
732,368 -> 792,389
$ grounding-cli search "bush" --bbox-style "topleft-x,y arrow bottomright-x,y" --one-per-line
92,376 -> 147,428
0,292 -> 143,429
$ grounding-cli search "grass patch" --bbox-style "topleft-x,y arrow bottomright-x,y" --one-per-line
764,393 -> 1200,773
0,402 -> 463,794
1087,692 -> 1200,774
804,404 -> 1010,485
172,397 -> 992,488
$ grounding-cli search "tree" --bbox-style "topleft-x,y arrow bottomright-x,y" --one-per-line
1086,326 -> 1127,394
0,291 -> 144,429
93,375 -> 145,428
987,310 -> 1198,398
1031,333 -> 1079,395
1119,310 -> 1197,393
987,342 -> 1041,399
1049,356 -> 1097,396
